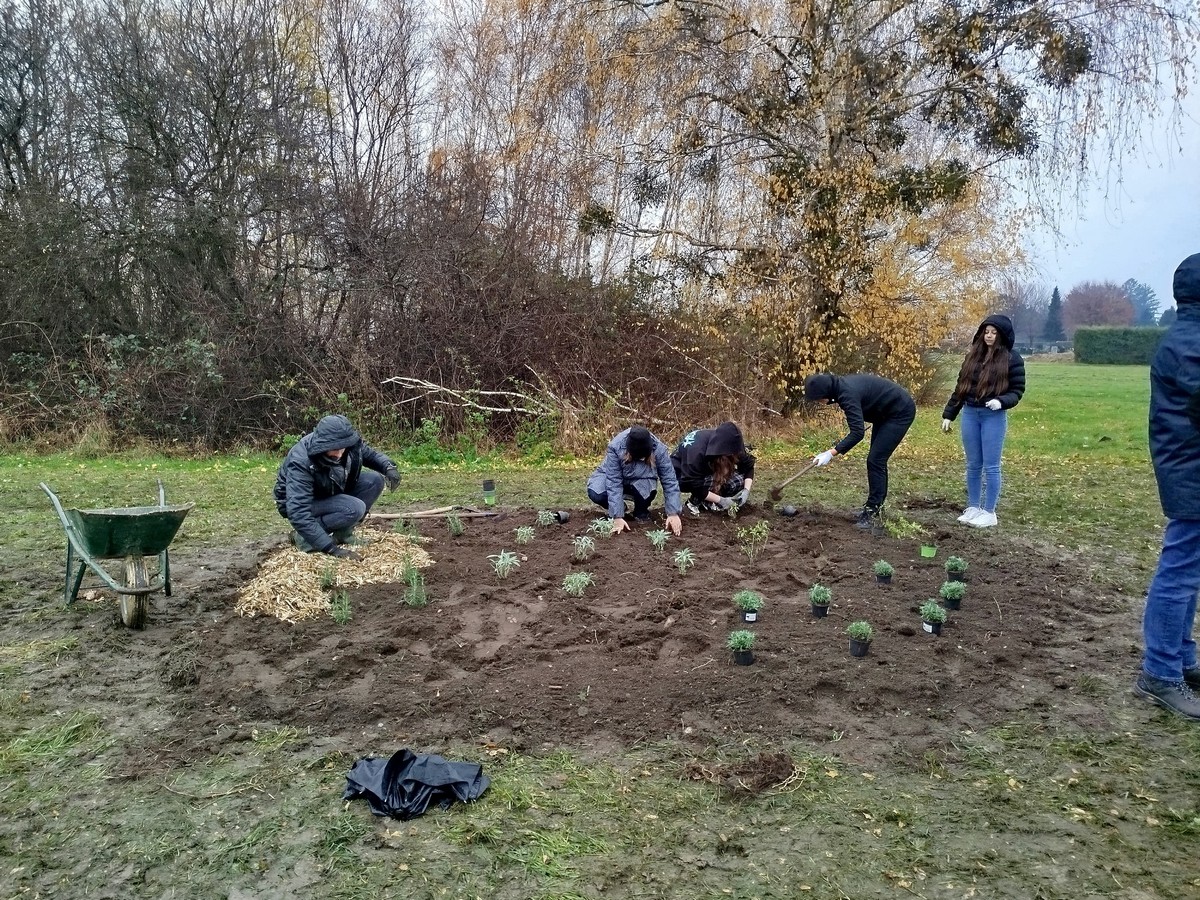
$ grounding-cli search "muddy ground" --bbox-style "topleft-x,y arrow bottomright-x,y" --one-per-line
57,501 -> 1136,773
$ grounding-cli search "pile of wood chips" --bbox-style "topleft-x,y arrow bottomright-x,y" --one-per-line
234,532 -> 434,623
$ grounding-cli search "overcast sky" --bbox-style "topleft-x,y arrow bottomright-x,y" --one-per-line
1025,90 -> 1200,312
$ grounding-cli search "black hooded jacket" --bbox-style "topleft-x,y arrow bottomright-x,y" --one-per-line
670,422 -> 756,493
1150,252 -> 1200,520
273,415 -> 396,552
941,314 -> 1026,421
803,374 -> 915,456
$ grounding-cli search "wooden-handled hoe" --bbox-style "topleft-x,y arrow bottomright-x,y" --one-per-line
768,459 -> 819,502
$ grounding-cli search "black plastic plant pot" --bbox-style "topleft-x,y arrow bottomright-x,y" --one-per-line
848,638 -> 871,658
732,649 -> 755,666
555,510 -> 570,524
923,620 -> 943,636
947,572 -> 966,583
876,574 -> 892,585
942,597 -> 962,610
741,610 -> 759,623
482,479 -> 497,506
811,603 -> 829,618
780,505 -> 799,517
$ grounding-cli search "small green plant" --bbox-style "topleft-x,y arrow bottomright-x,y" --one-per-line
330,590 -> 351,625
725,501 -> 740,519
727,630 -> 756,651
403,567 -> 428,607
514,525 -> 536,545
392,518 -> 419,537
488,550 -> 521,579
561,571 -> 595,597
920,599 -> 947,623
647,529 -> 670,551
318,564 -> 337,591
883,514 -> 926,540
733,590 -> 764,612
939,581 -> 966,602
945,555 -> 968,575
673,547 -> 696,574
572,534 -> 596,561
846,620 -> 873,642
872,560 -> 894,578
809,583 -> 832,606
536,509 -> 557,527
735,520 -> 770,561
588,517 -> 615,536
446,514 -> 465,537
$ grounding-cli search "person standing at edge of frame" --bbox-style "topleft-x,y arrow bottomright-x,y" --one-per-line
940,313 -> 1027,528
1134,251 -> 1200,721
586,425 -> 684,536
802,373 -> 917,530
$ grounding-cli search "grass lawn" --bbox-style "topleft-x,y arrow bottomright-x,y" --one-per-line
4,359 -> 1198,899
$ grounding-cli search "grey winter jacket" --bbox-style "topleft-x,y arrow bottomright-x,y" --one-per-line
587,427 -> 683,518
942,314 -> 1027,421
1151,253 -> 1200,520
273,415 -> 396,552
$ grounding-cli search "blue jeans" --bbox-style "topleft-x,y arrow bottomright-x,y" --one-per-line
312,469 -> 385,532
960,405 -> 1007,512
1142,518 -> 1200,681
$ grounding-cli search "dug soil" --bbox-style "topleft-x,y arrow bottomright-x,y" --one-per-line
110,502 -> 1135,770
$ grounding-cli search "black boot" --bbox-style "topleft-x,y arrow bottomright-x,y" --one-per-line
855,506 -> 882,530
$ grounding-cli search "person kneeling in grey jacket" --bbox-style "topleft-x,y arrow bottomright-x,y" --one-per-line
273,415 -> 401,558
587,426 -> 683,535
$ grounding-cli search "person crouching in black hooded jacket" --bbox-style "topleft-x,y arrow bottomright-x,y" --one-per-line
803,373 -> 916,529
670,421 -> 756,515
273,415 -> 401,558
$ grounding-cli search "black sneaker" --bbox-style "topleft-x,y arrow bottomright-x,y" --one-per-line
685,501 -> 701,518
855,506 -> 881,530
1133,672 -> 1200,720
632,512 -> 651,524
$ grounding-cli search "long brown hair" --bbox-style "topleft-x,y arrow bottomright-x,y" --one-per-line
709,454 -> 737,488
952,329 -> 1010,401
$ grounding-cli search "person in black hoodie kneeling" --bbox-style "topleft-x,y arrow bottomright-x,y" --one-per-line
670,421 -> 756,515
803,373 -> 916,529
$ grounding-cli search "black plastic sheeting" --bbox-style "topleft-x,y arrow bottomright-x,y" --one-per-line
342,749 -> 491,820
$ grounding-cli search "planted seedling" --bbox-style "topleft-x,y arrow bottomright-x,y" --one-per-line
846,620 -> 874,642
588,517 -> 615,537
514,525 -> 536,545
446,514 -> 465,537
809,584 -> 832,606
945,555 -> 968,576
536,509 -> 557,527
736,521 -> 770,562
573,534 -> 596,561
647,529 -> 670,551
673,547 -> 696,574
318,564 -> 337,591
561,571 -> 595,597
403,567 -> 428,607
727,629 -> 756,651
920,599 -> 947,624
488,550 -> 521,579
872,560 -> 894,578
330,590 -> 351,625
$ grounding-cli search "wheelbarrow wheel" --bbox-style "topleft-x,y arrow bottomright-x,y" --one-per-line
119,556 -> 150,629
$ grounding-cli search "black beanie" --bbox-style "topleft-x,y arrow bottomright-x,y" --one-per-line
626,426 -> 653,460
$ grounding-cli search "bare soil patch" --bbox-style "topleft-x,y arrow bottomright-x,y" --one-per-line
122,503 -> 1134,769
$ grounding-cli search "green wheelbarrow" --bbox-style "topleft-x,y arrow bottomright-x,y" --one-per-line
40,481 -> 194,629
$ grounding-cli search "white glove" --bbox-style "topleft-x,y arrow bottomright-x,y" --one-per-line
814,449 -> 835,467
941,418 -> 952,433
735,488 -> 751,507
985,399 -> 1002,411
715,496 -> 735,510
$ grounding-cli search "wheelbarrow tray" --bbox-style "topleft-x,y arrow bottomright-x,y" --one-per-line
65,504 -> 193,558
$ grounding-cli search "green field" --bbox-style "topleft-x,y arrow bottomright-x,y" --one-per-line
4,360 -> 1198,900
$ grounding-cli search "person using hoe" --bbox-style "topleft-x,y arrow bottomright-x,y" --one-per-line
1134,251 -> 1200,721
940,313 -> 1027,528
803,373 -> 916,529
587,425 -> 683,535
670,421 -> 755,516
273,414 -> 401,559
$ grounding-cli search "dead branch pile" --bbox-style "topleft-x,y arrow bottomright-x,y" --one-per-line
234,532 -> 434,623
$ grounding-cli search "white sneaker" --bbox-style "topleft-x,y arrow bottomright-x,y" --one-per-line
969,511 -> 997,528
957,506 -> 983,524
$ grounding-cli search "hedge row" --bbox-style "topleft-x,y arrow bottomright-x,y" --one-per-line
1074,327 -> 1167,365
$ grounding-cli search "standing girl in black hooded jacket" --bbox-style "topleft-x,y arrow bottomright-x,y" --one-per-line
940,314 -> 1026,528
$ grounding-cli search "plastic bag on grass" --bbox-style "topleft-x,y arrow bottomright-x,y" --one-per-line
342,748 -> 490,820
